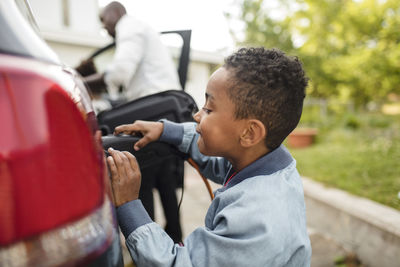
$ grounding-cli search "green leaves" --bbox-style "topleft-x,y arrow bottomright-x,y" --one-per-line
229,0 -> 400,105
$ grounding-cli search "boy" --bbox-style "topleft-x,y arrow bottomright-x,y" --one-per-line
107,47 -> 312,266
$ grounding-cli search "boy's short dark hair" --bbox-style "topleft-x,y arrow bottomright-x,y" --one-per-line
223,47 -> 308,150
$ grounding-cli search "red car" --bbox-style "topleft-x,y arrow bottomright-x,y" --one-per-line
0,0 -> 123,266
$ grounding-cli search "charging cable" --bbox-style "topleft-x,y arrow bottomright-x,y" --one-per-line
187,158 -> 214,200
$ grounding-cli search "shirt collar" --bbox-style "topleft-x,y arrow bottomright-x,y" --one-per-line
220,145 -> 294,192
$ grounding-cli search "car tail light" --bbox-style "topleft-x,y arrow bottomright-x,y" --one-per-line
0,196 -> 116,266
0,55 -> 115,266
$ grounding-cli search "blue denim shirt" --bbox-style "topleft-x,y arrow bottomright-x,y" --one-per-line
117,121 -> 311,267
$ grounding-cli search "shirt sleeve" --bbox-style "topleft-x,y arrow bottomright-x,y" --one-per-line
160,120 -> 231,185
104,18 -> 144,98
124,202 -> 245,267
116,200 -> 152,237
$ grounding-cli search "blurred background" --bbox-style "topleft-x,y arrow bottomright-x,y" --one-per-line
27,0 -> 400,266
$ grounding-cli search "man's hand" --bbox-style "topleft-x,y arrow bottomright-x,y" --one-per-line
75,58 -> 97,77
83,73 -> 107,95
114,120 -> 164,151
106,148 -> 141,207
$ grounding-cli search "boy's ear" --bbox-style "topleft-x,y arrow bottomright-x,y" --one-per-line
240,119 -> 267,147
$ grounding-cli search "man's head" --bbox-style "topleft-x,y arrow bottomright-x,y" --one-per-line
99,1 -> 126,38
223,47 -> 308,150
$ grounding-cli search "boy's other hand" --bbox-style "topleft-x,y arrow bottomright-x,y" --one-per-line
106,148 -> 141,207
114,120 -> 164,151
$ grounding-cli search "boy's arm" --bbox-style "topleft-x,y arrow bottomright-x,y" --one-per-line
160,120 -> 231,185
114,119 -> 231,184
114,120 -> 163,151
108,146 -> 310,267
119,188 -> 311,267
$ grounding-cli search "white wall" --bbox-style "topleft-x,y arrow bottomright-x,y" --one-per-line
29,0 -> 63,31
29,0 -> 100,34
68,0 -> 101,33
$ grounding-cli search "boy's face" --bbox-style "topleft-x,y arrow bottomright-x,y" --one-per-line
194,67 -> 245,159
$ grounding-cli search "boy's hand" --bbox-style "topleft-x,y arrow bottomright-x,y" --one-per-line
106,148 -> 141,207
114,120 -> 164,151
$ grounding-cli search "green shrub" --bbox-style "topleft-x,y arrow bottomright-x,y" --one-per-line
344,114 -> 361,129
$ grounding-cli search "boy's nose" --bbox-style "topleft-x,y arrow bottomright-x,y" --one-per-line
193,110 -> 201,123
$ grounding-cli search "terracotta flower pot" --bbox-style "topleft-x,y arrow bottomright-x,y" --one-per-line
288,128 -> 318,148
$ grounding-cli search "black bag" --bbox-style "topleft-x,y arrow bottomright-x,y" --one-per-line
97,90 -> 198,135
99,90 -> 198,188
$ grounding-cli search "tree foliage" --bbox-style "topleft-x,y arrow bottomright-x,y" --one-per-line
228,0 -> 400,105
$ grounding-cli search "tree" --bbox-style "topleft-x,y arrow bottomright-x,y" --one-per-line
227,0 -> 400,105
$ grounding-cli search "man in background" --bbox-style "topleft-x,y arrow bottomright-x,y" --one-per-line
81,1 -> 183,243
83,1 -> 181,101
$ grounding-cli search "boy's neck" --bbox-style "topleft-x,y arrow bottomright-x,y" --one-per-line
229,145 -> 270,172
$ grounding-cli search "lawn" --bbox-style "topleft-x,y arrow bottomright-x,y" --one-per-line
288,109 -> 400,210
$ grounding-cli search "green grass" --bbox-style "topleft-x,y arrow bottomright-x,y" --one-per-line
288,112 -> 400,210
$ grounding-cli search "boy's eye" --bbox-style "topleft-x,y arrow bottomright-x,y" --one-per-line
202,107 -> 212,114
